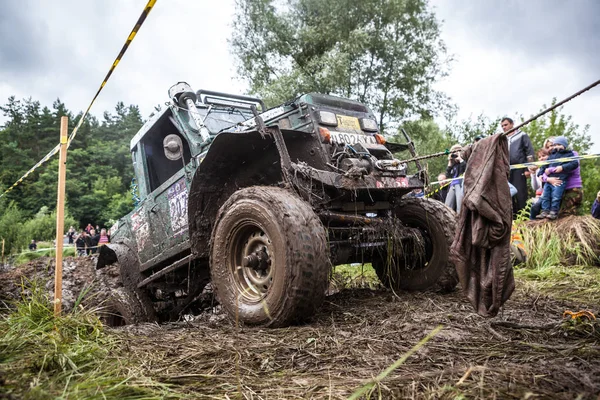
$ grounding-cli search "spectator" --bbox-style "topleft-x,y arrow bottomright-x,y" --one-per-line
501,117 -> 535,217
445,144 -> 466,213
84,231 -> 94,255
75,232 -> 87,257
85,223 -> 93,234
29,240 -> 37,251
557,146 -> 583,216
408,188 -> 424,198
536,136 -> 578,220
543,137 -> 555,151
98,228 -> 110,246
592,191 -> 600,220
67,226 -> 75,245
432,173 -> 449,203
89,229 -> 100,254
529,148 -> 549,219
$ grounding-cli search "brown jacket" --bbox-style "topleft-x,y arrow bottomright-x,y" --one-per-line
451,134 -> 515,317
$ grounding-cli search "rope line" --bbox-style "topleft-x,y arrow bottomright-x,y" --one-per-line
426,153 -> 600,190
0,0 -> 157,199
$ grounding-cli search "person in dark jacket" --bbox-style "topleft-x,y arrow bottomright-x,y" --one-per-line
535,136 -> 579,220
75,232 -> 87,257
591,191 -> 600,220
445,144 -> 467,213
501,117 -> 535,217
88,229 -> 100,254
432,173 -> 449,203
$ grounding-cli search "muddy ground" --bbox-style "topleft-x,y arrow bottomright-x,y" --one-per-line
1,258 -> 599,399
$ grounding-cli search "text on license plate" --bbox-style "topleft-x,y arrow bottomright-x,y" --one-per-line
330,131 -> 377,145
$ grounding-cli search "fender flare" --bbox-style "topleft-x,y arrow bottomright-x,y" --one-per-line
187,130 -> 283,258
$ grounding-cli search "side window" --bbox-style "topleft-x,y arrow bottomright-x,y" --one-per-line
142,113 -> 192,193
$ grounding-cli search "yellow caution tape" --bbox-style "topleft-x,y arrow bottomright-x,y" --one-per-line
67,0 -> 157,148
510,153 -> 600,170
427,153 -> 600,190
0,0 -> 157,199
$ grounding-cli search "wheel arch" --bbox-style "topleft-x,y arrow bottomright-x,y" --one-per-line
187,130 -> 284,258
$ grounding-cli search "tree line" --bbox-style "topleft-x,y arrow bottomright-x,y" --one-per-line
0,98 -> 143,253
0,0 -> 596,254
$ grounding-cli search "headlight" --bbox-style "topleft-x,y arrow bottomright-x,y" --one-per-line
360,118 -> 378,132
318,111 -> 338,126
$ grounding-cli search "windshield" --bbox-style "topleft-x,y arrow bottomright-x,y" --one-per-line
195,106 -> 252,133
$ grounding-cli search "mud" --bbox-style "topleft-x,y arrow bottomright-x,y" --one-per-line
117,287 -> 600,399
0,257 -> 101,311
2,257 -> 599,398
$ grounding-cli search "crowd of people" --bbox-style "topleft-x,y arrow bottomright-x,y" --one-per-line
67,224 -> 111,256
434,117 -> 594,221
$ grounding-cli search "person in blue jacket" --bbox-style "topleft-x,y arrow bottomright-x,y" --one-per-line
535,136 -> 579,220
592,190 -> 600,220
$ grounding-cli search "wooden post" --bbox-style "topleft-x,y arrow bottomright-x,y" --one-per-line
54,116 -> 68,316
1,239 -> 4,265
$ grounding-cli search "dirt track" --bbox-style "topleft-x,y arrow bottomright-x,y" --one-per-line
119,286 -> 600,399
1,258 -> 599,399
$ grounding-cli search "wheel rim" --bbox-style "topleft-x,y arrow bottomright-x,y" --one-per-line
228,222 -> 274,303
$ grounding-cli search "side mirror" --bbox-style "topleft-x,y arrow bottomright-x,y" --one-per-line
163,134 -> 183,160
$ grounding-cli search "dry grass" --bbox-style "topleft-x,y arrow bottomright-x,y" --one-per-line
113,287 -> 600,399
2,216 -> 600,399
519,215 -> 600,269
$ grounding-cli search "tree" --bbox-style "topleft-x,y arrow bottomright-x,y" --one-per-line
520,101 -> 593,154
231,0 -> 450,133
392,119 -> 454,178
0,97 -> 143,228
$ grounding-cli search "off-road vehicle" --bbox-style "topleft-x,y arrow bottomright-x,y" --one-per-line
97,82 -> 457,327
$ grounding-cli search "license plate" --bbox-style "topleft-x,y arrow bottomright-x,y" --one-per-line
330,131 -> 377,145
336,115 -> 361,131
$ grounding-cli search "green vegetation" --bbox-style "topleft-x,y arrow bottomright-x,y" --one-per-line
13,245 -> 76,266
231,0 -> 450,131
0,99 -> 140,254
331,263 -> 380,290
515,216 -> 600,305
0,281 -> 178,399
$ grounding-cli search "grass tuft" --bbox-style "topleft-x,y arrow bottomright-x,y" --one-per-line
0,280 -> 180,399
515,215 -> 600,305
14,246 -> 76,266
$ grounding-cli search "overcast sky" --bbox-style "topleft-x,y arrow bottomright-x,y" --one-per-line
0,0 -> 598,153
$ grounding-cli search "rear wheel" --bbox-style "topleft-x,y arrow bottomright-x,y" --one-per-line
210,186 -> 329,327
372,197 -> 458,292
96,244 -> 157,326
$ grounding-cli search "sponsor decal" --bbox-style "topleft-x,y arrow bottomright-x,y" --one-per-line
167,178 -> 189,236
131,208 -> 149,250
376,177 -> 409,188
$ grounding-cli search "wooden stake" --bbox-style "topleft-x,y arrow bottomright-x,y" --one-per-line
54,116 -> 68,316
1,239 -> 4,265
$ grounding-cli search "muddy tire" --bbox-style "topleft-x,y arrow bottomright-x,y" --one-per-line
100,287 -> 155,326
372,197 -> 458,292
210,186 -> 329,327
96,244 -> 157,326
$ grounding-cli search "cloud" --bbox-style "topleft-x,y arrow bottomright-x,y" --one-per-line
0,1 -> 244,122
0,2 -> 51,78
431,0 -> 600,151
0,0 -> 598,152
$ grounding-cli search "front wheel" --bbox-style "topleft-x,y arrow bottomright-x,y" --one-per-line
210,186 -> 330,327
372,197 -> 458,292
